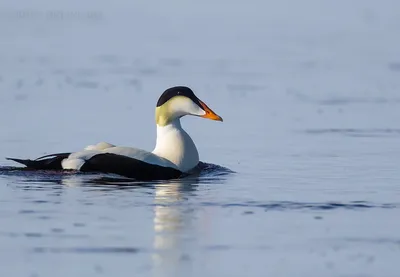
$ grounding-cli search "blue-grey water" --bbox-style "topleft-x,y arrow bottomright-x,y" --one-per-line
1,1 -> 400,276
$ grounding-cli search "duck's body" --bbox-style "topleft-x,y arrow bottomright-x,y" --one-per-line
7,86 -> 223,180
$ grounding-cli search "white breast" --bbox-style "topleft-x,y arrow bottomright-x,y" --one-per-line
152,120 -> 199,172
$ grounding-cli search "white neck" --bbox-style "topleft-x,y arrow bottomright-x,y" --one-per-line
152,119 -> 199,172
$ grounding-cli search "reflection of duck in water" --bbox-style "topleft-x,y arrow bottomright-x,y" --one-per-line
152,181 -> 198,277
7,86 -> 223,180
58,174 -> 203,276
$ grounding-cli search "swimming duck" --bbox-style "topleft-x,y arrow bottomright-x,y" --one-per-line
7,86 -> 223,180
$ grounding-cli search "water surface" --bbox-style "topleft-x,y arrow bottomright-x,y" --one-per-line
1,1 -> 400,276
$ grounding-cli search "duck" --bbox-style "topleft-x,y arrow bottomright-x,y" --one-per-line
6,86 -> 223,180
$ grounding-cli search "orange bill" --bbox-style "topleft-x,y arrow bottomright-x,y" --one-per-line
199,100 -> 223,121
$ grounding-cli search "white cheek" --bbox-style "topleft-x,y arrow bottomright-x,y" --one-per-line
188,102 -> 206,116
171,97 -> 206,117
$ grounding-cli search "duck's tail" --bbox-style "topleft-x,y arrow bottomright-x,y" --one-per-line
6,153 -> 71,170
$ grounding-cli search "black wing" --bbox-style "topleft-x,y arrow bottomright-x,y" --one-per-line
80,153 -> 183,181
6,153 -> 71,170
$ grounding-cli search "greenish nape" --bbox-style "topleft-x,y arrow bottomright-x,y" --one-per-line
155,104 -> 172,126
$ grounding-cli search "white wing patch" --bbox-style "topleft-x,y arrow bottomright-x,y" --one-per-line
84,142 -> 115,151
61,145 -> 178,171
61,157 -> 86,170
61,150 -> 101,170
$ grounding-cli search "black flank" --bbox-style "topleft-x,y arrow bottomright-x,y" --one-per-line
80,153 -> 183,181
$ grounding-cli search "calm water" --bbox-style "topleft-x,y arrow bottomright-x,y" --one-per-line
1,1 -> 400,276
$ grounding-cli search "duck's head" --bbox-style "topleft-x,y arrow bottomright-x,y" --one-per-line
155,86 -> 223,126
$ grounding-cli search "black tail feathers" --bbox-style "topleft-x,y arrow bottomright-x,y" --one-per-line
6,153 -> 71,170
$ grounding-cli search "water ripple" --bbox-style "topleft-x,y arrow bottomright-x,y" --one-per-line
302,128 -> 400,138
32,246 -> 142,254
194,200 -> 397,211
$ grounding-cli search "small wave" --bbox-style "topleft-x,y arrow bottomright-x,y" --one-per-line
32,246 -> 142,254
301,128 -> 400,138
317,96 -> 400,106
195,200 -> 397,211
195,161 -> 235,178
342,237 -> 400,245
